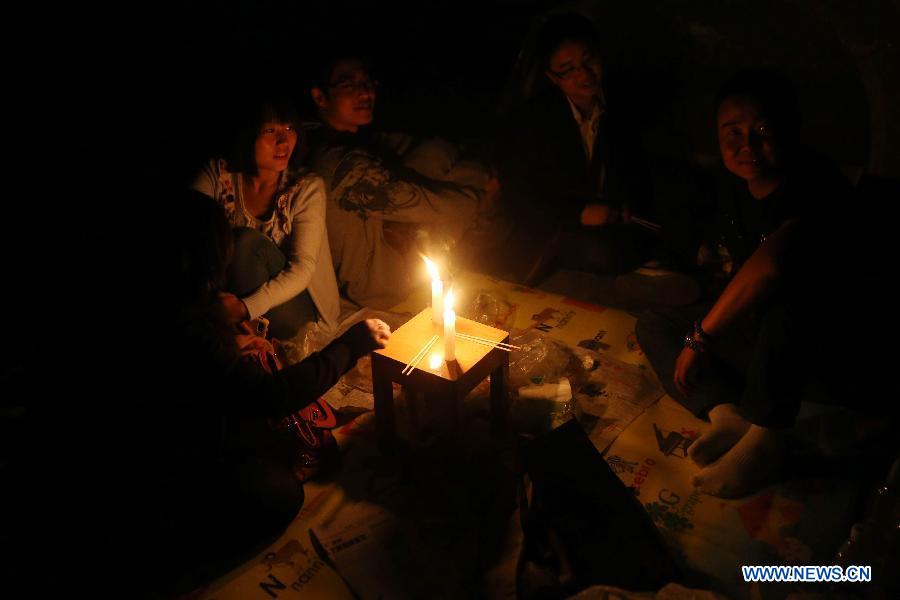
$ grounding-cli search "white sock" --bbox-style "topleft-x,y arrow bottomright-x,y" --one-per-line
688,403 -> 751,467
691,425 -> 783,498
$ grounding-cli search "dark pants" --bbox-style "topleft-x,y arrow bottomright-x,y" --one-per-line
228,227 -> 317,339
636,302 -> 827,428
504,221 -> 657,284
556,224 -> 657,275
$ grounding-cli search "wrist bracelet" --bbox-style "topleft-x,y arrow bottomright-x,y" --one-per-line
683,330 -> 706,352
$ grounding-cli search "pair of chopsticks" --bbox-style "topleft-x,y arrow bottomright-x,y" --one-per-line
456,332 -> 520,352
402,334 -> 439,376
630,215 -> 661,232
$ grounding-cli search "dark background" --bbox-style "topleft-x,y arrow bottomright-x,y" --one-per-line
62,0 -> 900,186
42,0 -> 900,383
4,2 -> 898,592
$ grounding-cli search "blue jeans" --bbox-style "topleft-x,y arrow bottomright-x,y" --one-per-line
227,227 -> 317,339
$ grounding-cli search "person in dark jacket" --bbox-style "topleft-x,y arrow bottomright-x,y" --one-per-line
635,69 -> 884,498
134,190 -> 390,594
495,13 -> 655,283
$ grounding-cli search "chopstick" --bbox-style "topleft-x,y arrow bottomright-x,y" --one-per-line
408,336 -> 439,373
630,216 -> 662,232
455,332 -> 520,351
402,335 -> 439,376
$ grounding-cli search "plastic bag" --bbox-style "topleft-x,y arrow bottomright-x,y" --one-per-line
508,330 -> 591,389
463,290 -> 517,331
277,320 -> 332,365
507,330 -> 597,432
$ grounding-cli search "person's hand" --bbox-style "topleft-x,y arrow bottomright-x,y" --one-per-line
235,332 -> 270,353
365,318 -> 391,349
674,346 -> 706,397
219,292 -> 249,323
580,203 -> 620,226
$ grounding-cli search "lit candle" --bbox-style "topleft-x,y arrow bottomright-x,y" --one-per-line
423,256 -> 443,325
444,289 -> 456,362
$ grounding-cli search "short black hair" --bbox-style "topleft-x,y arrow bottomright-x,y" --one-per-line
227,94 -> 303,176
715,69 -> 801,142
534,13 -> 602,71
308,51 -> 375,93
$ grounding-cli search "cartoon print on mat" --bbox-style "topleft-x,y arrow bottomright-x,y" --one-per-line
579,381 -> 609,399
263,540 -> 310,571
578,329 -> 611,352
625,458 -> 657,497
653,423 -> 697,458
626,331 -> 643,355
605,454 -> 639,475
645,487 -> 702,533
531,307 -> 575,332
645,500 -> 694,533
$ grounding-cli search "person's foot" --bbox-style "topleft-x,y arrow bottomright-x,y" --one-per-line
688,403 -> 751,466
691,425 -> 783,498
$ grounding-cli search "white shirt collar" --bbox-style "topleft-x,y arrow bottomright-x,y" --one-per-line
565,95 -> 604,127
565,95 -> 605,162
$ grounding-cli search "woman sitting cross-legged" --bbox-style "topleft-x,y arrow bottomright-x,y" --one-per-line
193,93 -> 341,339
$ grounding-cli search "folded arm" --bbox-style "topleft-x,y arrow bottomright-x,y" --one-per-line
242,178 -> 327,319
699,219 -> 797,336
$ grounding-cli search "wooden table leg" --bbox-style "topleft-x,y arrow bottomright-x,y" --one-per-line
405,387 -> 419,447
490,352 -> 510,437
372,354 -> 396,451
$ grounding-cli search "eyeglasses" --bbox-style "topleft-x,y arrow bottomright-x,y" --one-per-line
328,78 -> 379,94
549,56 -> 602,81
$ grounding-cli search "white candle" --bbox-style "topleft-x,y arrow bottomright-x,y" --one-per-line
432,279 -> 443,325
444,289 -> 456,362
423,256 -> 443,325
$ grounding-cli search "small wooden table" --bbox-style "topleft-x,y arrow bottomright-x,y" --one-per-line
372,308 -> 511,450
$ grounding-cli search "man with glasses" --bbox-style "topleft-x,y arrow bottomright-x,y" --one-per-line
305,55 -> 498,310
496,13 -> 658,286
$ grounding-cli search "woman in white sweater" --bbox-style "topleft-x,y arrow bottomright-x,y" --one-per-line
193,96 -> 341,338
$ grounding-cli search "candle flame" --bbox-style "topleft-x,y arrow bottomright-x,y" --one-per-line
445,289 -> 455,311
428,353 -> 443,370
423,256 -> 439,280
